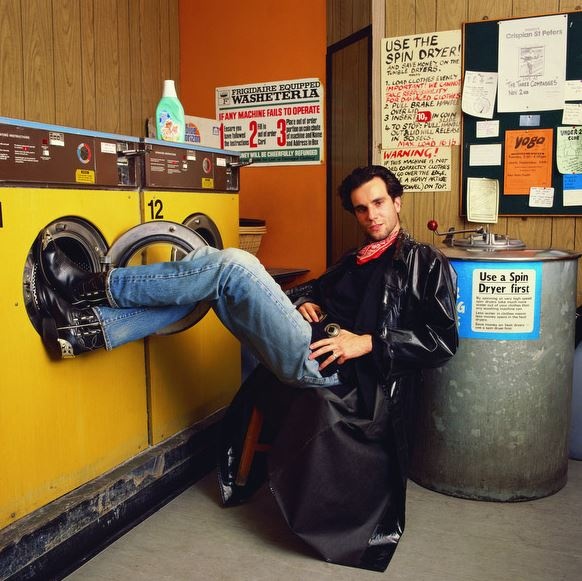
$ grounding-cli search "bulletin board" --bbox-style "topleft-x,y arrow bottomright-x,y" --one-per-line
461,12 -> 582,216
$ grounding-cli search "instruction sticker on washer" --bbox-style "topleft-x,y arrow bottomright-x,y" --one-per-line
75,168 -> 95,184
49,132 -> 64,147
100,141 -> 117,154
452,260 -> 542,340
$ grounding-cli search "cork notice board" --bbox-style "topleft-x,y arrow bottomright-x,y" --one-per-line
461,12 -> 582,216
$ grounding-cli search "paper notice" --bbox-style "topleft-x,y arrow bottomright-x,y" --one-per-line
563,174 -> 582,206
529,187 -> 554,207
565,80 -> 582,101
498,14 -> 567,112
462,71 -> 497,118
562,103 -> 582,126
469,143 -> 502,166
476,120 -> 500,138
556,126 -> 582,174
503,129 -> 553,194
467,178 -> 499,223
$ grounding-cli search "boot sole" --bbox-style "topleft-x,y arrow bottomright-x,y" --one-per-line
41,318 -> 63,360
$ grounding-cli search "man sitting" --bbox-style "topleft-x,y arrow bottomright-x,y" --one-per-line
35,165 -> 458,570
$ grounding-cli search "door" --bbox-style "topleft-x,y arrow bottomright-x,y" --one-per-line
107,220 -> 213,333
26,219 -> 211,335
326,26 -> 372,265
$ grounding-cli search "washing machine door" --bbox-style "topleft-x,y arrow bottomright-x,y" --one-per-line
107,220 -> 214,335
24,217 -> 110,334
182,212 -> 223,250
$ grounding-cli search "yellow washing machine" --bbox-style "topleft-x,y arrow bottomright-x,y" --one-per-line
0,117 -> 147,529
0,118 -> 208,530
139,138 -> 242,444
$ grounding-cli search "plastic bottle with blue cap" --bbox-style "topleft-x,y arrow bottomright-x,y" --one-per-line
155,80 -> 185,142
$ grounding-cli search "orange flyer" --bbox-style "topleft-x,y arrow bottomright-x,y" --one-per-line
503,128 -> 553,195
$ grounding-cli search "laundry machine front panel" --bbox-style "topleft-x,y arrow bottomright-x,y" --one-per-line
141,138 -> 240,192
0,186 -> 148,529
142,190 -> 240,444
0,116 -> 139,188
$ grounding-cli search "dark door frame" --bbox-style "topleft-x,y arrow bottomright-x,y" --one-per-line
325,25 -> 372,266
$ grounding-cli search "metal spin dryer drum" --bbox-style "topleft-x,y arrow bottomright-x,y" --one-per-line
409,246 -> 580,502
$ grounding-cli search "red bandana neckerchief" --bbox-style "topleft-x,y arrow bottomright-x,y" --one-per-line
356,229 -> 399,265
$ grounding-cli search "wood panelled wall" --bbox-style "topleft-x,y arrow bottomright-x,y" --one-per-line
0,0 -> 179,137
328,0 -> 582,304
328,0 -> 371,43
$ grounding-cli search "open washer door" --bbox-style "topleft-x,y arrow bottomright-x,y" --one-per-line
107,220 -> 214,335
24,217 -> 110,335
25,218 -> 219,338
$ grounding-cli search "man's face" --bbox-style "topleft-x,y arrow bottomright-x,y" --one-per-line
350,177 -> 401,241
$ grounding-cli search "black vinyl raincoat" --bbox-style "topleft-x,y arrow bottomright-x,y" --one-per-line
217,231 -> 458,571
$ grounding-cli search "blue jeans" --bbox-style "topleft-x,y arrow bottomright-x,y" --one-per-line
93,246 -> 341,388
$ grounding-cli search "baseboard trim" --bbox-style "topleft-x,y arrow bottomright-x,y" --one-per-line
0,410 -> 225,581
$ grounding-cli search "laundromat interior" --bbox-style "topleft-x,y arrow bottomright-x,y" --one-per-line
1,1 -> 582,580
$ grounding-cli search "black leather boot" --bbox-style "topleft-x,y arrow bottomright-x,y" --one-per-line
37,279 -> 106,360
38,231 -> 110,308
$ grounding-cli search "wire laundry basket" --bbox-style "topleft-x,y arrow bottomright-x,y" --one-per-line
239,218 -> 267,256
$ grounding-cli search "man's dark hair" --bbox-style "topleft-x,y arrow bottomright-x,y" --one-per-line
338,165 -> 404,213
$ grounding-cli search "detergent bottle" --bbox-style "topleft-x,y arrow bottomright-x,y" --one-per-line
155,80 -> 185,142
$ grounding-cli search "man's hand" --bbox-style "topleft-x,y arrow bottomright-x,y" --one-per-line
298,301 -> 324,323
309,330 -> 373,371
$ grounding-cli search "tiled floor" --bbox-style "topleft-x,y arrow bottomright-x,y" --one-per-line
66,460 -> 582,580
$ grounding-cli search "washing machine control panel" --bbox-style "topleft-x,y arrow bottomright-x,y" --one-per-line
141,142 -> 240,192
0,120 -> 139,187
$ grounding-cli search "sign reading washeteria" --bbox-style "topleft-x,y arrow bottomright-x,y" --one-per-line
215,78 -> 324,166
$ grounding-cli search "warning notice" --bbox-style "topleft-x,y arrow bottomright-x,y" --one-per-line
381,146 -> 451,192
216,78 -> 324,166
453,261 -> 542,340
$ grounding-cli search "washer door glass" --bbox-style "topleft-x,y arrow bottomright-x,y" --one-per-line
107,220 -> 211,335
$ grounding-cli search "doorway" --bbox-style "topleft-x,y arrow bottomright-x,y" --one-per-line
326,26 -> 372,265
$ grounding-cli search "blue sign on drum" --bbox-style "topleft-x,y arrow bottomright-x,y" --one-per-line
451,260 -> 542,340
